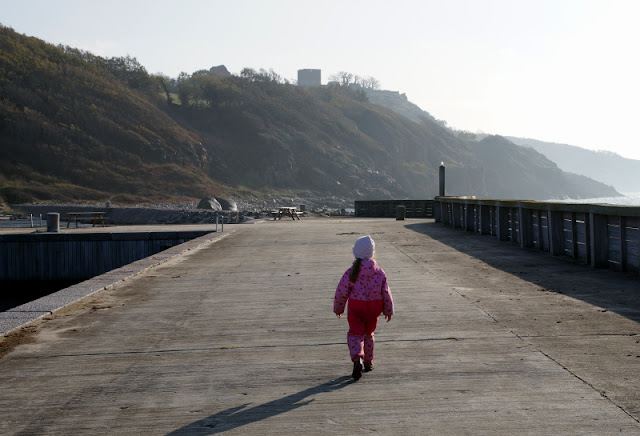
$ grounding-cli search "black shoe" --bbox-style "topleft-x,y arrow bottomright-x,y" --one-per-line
352,359 -> 363,380
363,361 -> 374,372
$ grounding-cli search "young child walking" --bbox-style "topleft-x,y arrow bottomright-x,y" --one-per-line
334,235 -> 394,380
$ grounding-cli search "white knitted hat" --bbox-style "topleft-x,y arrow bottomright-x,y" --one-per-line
353,235 -> 375,259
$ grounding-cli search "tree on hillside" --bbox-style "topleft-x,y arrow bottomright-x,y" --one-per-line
200,76 -> 242,108
155,74 -> 174,105
455,130 -> 477,140
330,71 -> 380,90
240,68 -> 257,80
329,71 -> 354,86
59,45 -> 96,64
59,47 -> 158,95
240,67 -> 285,84
103,55 -> 153,91
362,76 -> 381,90
176,72 -> 196,106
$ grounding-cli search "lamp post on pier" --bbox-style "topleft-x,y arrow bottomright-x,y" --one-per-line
439,162 -> 445,197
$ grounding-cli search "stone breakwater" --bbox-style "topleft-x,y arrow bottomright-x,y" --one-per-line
10,196 -> 356,226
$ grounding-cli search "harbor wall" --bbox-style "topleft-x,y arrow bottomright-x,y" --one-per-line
0,230 -> 215,282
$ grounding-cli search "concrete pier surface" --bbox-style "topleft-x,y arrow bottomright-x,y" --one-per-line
1,218 -> 639,435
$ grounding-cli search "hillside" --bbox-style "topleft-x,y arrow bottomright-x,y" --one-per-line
454,135 -> 619,199
0,26 -> 228,204
506,137 -> 640,194
363,88 -> 439,125
0,25 -> 619,205
359,89 -> 619,199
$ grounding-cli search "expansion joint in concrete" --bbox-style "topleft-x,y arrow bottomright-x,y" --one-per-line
519,333 -> 640,339
534,348 -> 640,424
384,240 -> 420,264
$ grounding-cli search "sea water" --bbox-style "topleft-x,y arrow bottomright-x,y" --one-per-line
550,192 -> 640,206
0,218 -> 92,228
0,218 -> 43,228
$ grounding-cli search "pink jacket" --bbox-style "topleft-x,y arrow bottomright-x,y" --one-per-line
334,259 -> 394,316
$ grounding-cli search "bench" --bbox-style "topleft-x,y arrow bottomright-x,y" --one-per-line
66,212 -> 106,228
273,207 -> 300,221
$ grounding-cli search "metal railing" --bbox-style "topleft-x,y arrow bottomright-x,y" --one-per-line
434,197 -> 640,274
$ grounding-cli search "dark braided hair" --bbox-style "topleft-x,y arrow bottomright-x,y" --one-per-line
349,258 -> 363,283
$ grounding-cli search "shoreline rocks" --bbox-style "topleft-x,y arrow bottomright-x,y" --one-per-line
10,195 -> 356,226
196,197 -> 222,211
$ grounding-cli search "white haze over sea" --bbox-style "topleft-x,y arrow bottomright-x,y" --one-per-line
551,192 -> 640,206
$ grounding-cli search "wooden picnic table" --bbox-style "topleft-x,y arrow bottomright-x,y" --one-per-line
66,212 -> 106,228
273,207 -> 300,220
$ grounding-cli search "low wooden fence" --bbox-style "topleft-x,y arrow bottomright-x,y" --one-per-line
355,200 -> 434,218
434,197 -> 640,274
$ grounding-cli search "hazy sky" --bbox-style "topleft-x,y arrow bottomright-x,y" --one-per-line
3,0 -> 640,159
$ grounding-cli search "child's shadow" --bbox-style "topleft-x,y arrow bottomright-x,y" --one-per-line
166,376 -> 355,435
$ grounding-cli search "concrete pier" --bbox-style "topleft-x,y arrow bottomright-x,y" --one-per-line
1,218 -> 639,434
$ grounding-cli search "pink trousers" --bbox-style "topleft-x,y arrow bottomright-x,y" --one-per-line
347,299 -> 383,362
